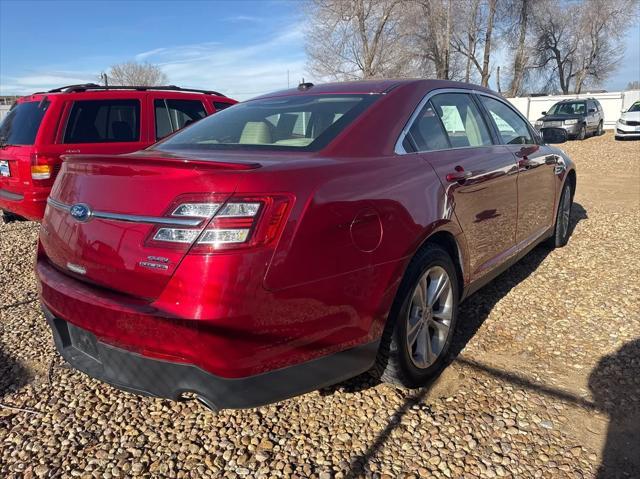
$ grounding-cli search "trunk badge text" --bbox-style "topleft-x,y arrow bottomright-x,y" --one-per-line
69,203 -> 93,223
139,256 -> 170,271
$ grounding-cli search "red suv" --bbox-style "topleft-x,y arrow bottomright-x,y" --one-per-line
37,80 -> 576,410
0,84 -> 236,221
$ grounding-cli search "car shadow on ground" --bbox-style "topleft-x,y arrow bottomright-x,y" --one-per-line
323,202 -> 591,477
589,339 -> 640,478
0,342 -> 31,403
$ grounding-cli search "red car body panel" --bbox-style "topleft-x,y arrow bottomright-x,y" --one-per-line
36,80 -> 576,407
0,89 -> 236,220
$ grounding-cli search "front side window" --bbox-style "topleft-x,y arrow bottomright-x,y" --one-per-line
0,100 -> 50,145
430,93 -> 492,148
154,94 -> 377,152
480,96 -> 534,145
155,99 -> 207,140
64,100 -> 140,143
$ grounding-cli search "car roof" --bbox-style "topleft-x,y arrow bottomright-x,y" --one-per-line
250,79 -> 500,101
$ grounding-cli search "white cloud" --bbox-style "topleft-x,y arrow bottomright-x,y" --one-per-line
146,26 -> 307,100
0,70 -> 97,95
1,23 -> 307,100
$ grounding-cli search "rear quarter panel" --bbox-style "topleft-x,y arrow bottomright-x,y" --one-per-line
238,153 -> 462,343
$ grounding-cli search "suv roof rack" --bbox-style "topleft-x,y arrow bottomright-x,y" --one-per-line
44,83 -> 226,97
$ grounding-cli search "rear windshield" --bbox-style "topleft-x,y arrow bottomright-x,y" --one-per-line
547,102 -> 586,115
154,94 -> 378,152
0,100 -> 50,145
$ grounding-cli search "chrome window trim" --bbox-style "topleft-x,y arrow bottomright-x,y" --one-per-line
394,88 -> 538,155
46,197 -> 203,227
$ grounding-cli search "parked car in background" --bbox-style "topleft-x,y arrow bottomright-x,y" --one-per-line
534,98 -> 604,140
0,84 -> 236,222
615,100 -> 640,140
37,80 -> 576,410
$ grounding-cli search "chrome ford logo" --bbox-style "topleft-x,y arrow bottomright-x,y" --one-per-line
69,203 -> 92,222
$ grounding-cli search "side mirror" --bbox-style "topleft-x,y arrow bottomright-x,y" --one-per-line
589,108 -> 596,113
542,127 -> 568,144
541,111 -> 547,115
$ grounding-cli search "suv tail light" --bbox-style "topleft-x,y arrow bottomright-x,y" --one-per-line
147,194 -> 292,253
30,153 -> 59,182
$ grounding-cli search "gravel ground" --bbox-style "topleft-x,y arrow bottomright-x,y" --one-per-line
1,132 -> 639,478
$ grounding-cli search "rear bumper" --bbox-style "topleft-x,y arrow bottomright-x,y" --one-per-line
0,187 -> 48,220
43,305 -> 378,410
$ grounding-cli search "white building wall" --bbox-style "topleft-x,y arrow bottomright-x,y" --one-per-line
0,105 -> 11,122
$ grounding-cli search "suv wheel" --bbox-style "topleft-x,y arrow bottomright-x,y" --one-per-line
375,244 -> 459,387
596,121 -> 603,136
1,210 -> 20,224
577,125 -> 586,140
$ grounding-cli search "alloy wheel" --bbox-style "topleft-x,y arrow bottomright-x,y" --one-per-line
406,266 -> 453,369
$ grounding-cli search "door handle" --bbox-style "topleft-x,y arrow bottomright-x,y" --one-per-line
446,168 -> 472,182
518,158 -> 536,169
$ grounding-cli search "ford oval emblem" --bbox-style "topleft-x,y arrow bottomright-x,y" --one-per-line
69,203 -> 92,222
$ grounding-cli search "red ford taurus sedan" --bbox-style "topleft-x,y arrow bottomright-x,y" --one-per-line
37,80 -> 576,410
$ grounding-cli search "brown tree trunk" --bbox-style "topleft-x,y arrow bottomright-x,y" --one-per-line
480,0 -> 497,86
509,0 -> 529,96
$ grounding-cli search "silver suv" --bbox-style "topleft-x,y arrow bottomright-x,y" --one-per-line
535,98 -> 604,140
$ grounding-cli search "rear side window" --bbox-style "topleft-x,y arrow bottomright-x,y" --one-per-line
0,100 -> 50,145
479,96 -> 534,145
430,93 -> 492,148
213,101 -> 233,112
407,102 -> 450,151
154,99 -> 207,140
154,94 -> 377,152
64,100 -> 140,143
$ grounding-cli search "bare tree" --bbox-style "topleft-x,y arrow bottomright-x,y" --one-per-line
105,62 -> 168,86
305,0 -> 415,80
502,0 -> 533,96
530,0 -> 636,94
408,0 -> 455,80
449,0 -> 498,86
626,80 -> 640,90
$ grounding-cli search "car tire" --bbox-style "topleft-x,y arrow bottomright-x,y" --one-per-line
1,210 -> 20,224
545,182 -> 573,248
577,125 -> 586,140
596,121 -> 603,136
374,244 -> 459,388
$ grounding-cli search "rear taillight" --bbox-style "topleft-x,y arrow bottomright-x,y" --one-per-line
31,164 -> 52,180
30,153 -> 59,182
147,195 -> 292,253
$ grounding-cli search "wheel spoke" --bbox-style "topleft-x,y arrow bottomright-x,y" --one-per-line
427,270 -> 449,307
415,323 -> 432,367
414,281 -> 427,310
407,317 -> 423,347
430,318 -> 450,336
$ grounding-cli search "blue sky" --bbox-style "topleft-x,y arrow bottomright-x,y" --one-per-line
0,0 -> 638,100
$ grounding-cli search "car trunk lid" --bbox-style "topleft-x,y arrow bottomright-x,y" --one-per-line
40,151 -> 257,299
